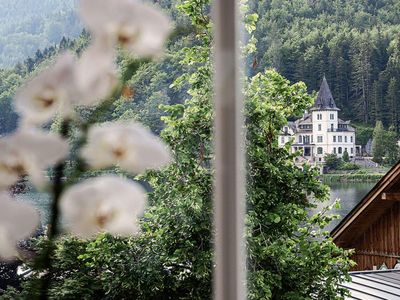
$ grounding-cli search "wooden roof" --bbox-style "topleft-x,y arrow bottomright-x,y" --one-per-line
332,162 -> 400,248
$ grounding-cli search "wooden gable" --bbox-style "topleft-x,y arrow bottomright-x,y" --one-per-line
332,162 -> 400,270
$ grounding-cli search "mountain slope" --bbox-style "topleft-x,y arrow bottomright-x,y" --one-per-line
251,0 -> 400,129
0,0 -> 81,67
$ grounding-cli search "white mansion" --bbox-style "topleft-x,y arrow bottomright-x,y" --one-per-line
278,77 -> 356,164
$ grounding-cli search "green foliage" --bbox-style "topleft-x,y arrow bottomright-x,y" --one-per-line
338,162 -> 360,171
372,121 -> 399,165
325,154 -> 342,170
372,121 -> 386,163
0,0 -> 81,67
354,123 -> 374,146
2,1 -> 354,299
384,126 -> 400,165
245,70 -> 353,299
249,0 -> 400,130
323,173 -> 383,183
0,33 -> 89,136
342,149 -> 350,162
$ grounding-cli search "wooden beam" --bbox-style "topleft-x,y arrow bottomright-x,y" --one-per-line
331,164 -> 400,241
381,193 -> 400,201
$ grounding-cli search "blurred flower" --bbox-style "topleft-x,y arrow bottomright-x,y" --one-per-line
0,129 -> 69,189
15,53 -> 76,126
60,175 -> 147,238
74,42 -> 118,106
0,193 -> 40,260
79,0 -> 172,57
81,121 -> 171,173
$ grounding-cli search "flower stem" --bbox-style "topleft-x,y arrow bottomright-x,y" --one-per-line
39,120 -> 69,300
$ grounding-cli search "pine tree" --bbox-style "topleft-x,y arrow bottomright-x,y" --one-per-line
387,78 -> 399,130
350,35 -> 373,124
372,121 -> 386,164
343,148 -> 350,162
385,125 -> 399,166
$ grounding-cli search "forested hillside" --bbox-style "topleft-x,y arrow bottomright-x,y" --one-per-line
0,0 -> 188,136
2,0 -> 400,137
251,0 -> 400,130
0,35 -> 86,135
0,0 -> 80,67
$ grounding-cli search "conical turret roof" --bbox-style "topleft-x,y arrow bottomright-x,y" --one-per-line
311,76 -> 340,111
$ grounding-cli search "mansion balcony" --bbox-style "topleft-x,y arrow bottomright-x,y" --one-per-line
297,128 -> 313,132
327,128 -> 350,132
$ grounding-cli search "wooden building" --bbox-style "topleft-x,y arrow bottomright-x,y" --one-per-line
332,162 -> 400,271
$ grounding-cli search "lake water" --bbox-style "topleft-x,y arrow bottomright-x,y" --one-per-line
17,181 -> 378,231
16,192 -> 51,226
312,181 -> 378,232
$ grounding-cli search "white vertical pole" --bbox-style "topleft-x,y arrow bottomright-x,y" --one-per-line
212,0 -> 246,299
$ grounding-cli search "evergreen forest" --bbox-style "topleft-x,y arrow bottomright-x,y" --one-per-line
1,0 -> 400,139
0,0 -> 80,67
250,0 -> 400,129
0,0 -> 356,298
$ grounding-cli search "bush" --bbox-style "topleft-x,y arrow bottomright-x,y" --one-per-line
338,162 -> 360,171
324,153 -> 342,170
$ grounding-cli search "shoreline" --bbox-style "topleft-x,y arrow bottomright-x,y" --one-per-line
321,173 -> 383,183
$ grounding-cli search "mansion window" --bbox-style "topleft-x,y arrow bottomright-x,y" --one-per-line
318,124 -> 322,131
317,147 -> 323,155
345,136 -> 347,143
299,135 -> 302,143
351,148 -> 354,154
304,136 -> 310,144
333,147 -> 336,154
284,127 -> 288,134
330,114 -> 334,120
281,137 -> 285,144
351,136 -> 353,143
317,136 -> 323,143
330,124 -> 334,131
299,124 -> 312,130
316,114 -> 322,120
333,136 -> 336,142
338,136 -> 342,142
338,147 -> 342,154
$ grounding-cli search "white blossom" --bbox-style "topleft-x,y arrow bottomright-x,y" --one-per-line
81,121 -> 172,173
60,175 -> 147,238
79,0 -> 172,57
0,193 -> 40,260
74,42 -> 118,106
15,53 -> 76,126
0,129 -> 69,190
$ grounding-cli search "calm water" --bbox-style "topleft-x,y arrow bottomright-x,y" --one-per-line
17,182 -> 377,231
16,192 -> 51,226
312,181 -> 377,232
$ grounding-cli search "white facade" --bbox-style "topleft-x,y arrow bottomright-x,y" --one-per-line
278,77 -> 356,165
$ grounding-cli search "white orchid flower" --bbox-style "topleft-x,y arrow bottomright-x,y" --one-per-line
74,42 -> 118,106
81,121 -> 171,173
0,129 -> 69,190
15,53 -> 76,126
60,175 -> 147,238
0,193 -> 40,260
79,0 -> 172,57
